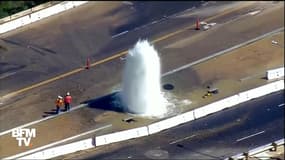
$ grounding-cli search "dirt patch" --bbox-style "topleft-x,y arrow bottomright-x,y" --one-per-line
193,32 -> 284,84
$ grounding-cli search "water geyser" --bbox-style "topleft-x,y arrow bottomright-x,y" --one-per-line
121,40 -> 167,117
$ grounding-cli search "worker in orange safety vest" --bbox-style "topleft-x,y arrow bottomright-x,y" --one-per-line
55,96 -> 64,114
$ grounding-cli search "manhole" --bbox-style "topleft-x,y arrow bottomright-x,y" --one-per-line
163,84 -> 174,90
145,149 -> 169,159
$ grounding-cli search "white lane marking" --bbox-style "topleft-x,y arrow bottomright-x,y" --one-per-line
0,104 -> 86,136
236,130 -> 265,142
151,20 -> 158,24
248,10 -> 261,16
0,71 -> 17,80
278,103 -> 285,107
4,124 -> 112,160
169,135 -> 196,144
111,30 -> 129,38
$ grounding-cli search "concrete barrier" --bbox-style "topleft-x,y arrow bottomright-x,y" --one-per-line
219,95 -> 240,108
267,67 -> 284,80
95,126 -> 149,146
0,1 -> 88,34
274,79 -> 284,90
246,84 -> 272,100
18,15 -> 31,26
73,1 -> 89,7
148,113 -> 188,134
195,105 -> 209,119
248,143 -> 273,156
18,138 -> 94,159
0,20 -> 16,33
238,80 -> 284,103
180,110 -> 195,123
238,91 -> 250,104
193,100 -> 228,119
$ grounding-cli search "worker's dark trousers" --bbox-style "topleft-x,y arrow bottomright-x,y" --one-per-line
65,103 -> 70,111
56,106 -> 60,114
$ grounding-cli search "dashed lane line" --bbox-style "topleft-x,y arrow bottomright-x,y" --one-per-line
169,135 -> 196,145
236,130 -> 265,142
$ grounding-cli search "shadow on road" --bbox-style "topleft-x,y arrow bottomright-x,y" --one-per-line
1,38 -> 57,56
176,144 -> 224,160
42,109 -> 66,118
81,91 -> 124,113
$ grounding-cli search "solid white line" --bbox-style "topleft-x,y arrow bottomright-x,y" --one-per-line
3,124 -> 112,160
0,104 -> 87,136
0,71 -> 17,80
162,27 -> 284,77
236,131 -> 265,142
278,103 -> 285,107
169,135 -> 196,144
151,20 -> 158,24
111,31 -> 129,38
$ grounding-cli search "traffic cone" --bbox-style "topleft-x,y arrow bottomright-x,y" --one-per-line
196,18 -> 200,30
86,58 -> 90,69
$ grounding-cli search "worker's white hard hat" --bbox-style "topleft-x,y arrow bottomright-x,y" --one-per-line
58,96 -> 63,99
66,92 -> 70,96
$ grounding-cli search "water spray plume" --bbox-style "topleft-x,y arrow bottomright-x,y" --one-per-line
121,40 -> 167,117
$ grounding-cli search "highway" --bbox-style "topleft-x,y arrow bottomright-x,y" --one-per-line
0,1 -> 283,158
73,91 -> 284,159
1,1 -> 278,100
1,1 -> 283,132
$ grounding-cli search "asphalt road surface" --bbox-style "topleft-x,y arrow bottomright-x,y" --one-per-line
1,1 -> 283,133
0,2 -> 283,157
73,91 -> 284,159
0,1 -> 207,96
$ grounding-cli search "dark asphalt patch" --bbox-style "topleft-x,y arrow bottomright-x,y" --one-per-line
0,62 -> 25,74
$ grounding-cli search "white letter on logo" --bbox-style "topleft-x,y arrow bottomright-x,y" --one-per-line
23,137 -> 32,146
25,128 -> 36,138
16,137 -> 25,146
12,128 -> 20,138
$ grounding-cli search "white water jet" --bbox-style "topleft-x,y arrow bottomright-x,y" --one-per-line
121,40 -> 167,117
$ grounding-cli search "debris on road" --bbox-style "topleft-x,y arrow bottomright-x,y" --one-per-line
271,40 -> 278,45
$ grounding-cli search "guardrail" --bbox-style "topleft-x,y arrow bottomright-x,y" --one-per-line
227,138 -> 284,160
5,78 -> 284,159
0,1 -> 88,35
0,2 -> 60,24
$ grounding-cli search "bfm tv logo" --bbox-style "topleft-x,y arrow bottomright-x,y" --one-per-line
11,128 -> 36,147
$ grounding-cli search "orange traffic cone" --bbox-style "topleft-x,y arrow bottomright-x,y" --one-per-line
86,58 -> 90,69
196,18 -> 200,30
